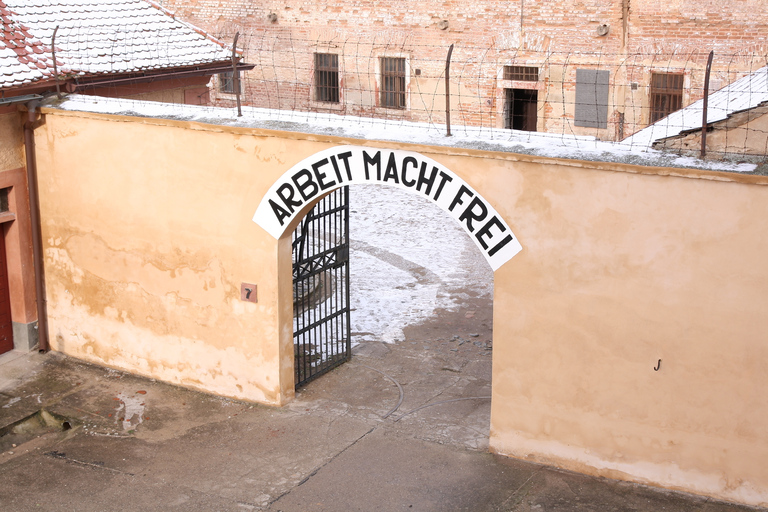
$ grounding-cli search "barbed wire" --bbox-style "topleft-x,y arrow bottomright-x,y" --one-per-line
58,29 -> 768,165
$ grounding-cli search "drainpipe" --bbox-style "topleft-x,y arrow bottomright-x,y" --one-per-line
22,100 -> 49,352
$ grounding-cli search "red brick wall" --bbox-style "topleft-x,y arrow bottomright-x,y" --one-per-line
160,0 -> 768,140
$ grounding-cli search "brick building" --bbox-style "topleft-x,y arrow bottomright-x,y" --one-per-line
159,0 -> 768,141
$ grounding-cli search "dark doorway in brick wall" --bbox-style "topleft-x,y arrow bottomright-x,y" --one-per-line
504,88 -> 538,132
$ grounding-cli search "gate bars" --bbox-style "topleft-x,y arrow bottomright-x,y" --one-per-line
292,187 -> 351,388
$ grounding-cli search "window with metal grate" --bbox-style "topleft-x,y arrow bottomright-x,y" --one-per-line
650,72 -> 684,123
504,65 -> 539,82
218,71 -> 240,94
315,53 -> 340,103
380,57 -> 407,109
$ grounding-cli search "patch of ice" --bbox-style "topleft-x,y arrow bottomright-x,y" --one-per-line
2,396 -> 21,408
115,392 -> 145,430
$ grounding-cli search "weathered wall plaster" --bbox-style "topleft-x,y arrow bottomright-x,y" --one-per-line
489,159 -> 768,507
34,113 -> 293,404
0,112 -> 24,171
33,107 -> 768,506
164,0 -> 768,139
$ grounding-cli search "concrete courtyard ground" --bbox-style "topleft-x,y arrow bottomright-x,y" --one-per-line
0,186 -> 763,511
0,334 -> 761,511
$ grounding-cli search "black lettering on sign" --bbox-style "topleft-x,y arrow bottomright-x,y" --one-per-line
363,151 -> 381,181
401,156 -> 418,187
489,234 -> 514,257
475,216 -> 514,256
416,163 -> 438,196
383,153 -> 400,184
256,146 -> 521,267
329,155 -> 344,184
312,158 -> 336,190
276,183 -> 302,213
459,197 -> 489,231
268,199 -> 292,226
448,185 -> 474,213
434,171 -> 453,201
336,151 -> 354,181
292,169 -> 319,201
329,152 -> 353,184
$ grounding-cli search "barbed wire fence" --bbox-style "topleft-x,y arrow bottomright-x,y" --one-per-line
58,28 -> 768,164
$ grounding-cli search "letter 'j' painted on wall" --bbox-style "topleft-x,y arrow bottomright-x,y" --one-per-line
253,145 -> 522,271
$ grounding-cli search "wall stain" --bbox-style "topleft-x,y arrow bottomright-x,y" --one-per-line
43,225 -> 253,345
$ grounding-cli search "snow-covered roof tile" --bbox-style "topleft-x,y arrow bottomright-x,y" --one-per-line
1,0 -> 232,90
623,66 -> 768,148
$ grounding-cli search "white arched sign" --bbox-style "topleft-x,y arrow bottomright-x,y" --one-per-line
253,145 -> 522,271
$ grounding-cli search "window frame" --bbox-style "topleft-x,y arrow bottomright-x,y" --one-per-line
314,53 -> 341,103
649,72 -> 684,124
504,65 -> 539,82
218,71 -> 241,96
503,88 -> 538,132
379,56 -> 408,110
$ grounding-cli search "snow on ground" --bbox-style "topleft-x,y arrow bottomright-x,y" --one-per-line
349,184 -> 493,344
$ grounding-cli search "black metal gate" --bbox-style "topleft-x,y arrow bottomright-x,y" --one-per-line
293,187 -> 351,388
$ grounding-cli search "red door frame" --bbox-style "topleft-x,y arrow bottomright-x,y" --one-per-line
0,227 -> 13,354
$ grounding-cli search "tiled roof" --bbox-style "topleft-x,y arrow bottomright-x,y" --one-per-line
1,0 -> 233,90
624,66 -> 768,148
0,1 -> 63,88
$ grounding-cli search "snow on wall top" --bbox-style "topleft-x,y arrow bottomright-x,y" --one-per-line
50,94 -> 757,174
624,66 -> 768,148
0,0 -> 232,90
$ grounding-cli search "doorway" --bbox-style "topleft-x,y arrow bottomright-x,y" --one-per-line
504,88 -> 538,131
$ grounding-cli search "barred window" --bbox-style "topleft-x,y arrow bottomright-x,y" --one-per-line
380,57 -> 406,109
504,66 -> 539,82
219,71 -> 240,94
315,53 -> 340,103
650,72 -> 684,123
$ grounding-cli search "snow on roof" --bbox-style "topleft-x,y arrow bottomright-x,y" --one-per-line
0,1 -> 63,88
1,0 -> 232,90
623,65 -> 768,149
50,94 -> 758,174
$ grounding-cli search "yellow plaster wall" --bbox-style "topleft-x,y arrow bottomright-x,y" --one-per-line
33,112 -> 305,405
34,108 -> 768,506
488,160 -> 768,506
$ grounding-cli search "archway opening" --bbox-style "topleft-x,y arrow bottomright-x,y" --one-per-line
256,144 -> 522,430
291,182 -> 496,449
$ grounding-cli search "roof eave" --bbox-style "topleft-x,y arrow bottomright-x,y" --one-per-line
72,62 -> 256,89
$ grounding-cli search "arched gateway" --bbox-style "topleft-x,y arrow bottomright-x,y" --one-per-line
254,145 -> 522,271
254,145 -> 523,388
